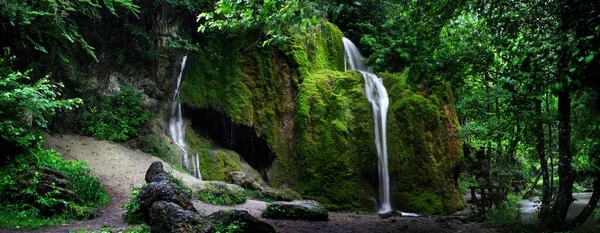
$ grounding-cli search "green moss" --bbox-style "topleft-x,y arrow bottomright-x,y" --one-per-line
272,70 -> 376,210
284,23 -> 345,78
178,22 -> 463,214
380,71 -> 464,215
399,191 -> 444,215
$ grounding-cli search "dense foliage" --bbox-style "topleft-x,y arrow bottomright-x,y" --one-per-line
1,0 -> 599,231
79,87 -> 150,142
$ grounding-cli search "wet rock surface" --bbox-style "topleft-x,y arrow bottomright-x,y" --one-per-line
149,201 -> 213,233
262,200 -> 329,221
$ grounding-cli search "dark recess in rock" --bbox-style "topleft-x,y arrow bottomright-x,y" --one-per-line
185,107 -> 275,181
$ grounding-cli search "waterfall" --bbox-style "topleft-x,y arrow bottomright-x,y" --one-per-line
342,37 -> 391,213
169,56 -> 202,180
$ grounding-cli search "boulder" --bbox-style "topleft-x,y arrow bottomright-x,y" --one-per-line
378,210 -> 403,218
137,180 -> 197,221
262,200 -> 329,221
195,181 -> 246,205
275,188 -> 302,201
145,161 -> 166,183
149,201 -> 214,233
208,210 -> 275,233
228,171 -> 279,200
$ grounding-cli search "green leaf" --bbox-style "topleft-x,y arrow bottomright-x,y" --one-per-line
584,53 -> 595,64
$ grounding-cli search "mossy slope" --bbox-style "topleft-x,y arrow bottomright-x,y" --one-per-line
180,22 -> 463,213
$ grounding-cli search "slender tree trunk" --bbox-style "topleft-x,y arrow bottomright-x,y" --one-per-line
565,177 -> 600,230
547,88 -> 575,230
486,80 -> 493,185
546,91 -> 554,198
507,119 -> 520,162
524,170 -> 542,198
536,99 -> 551,220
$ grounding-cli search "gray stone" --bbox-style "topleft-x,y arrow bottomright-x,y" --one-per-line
150,201 -> 213,233
262,200 -> 329,221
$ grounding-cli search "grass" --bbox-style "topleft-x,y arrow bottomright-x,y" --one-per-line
197,188 -> 247,206
70,224 -> 150,233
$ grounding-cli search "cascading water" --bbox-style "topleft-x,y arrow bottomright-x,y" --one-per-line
169,56 -> 202,180
343,37 -> 391,213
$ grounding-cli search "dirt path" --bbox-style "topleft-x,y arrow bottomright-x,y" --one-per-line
0,134 -> 498,233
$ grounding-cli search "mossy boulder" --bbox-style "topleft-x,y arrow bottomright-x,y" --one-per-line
261,200 -> 329,221
194,181 -> 246,205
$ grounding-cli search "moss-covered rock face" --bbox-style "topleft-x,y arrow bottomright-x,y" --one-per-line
180,22 -> 463,214
380,71 -> 464,215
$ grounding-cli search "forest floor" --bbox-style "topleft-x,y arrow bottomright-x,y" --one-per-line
2,134 -> 499,233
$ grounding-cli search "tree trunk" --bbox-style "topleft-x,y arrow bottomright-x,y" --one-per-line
547,88 -> 575,229
546,91 -> 554,198
524,170 -> 542,198
536,99 -> 551,220
564,177 -> 600,230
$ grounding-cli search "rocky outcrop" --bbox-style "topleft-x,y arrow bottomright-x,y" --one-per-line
149,201 -> 213,233
229,171 -> 300,201
209,210 -> 276,233
137,162 -> 276,233
138,162 -> 208,232
180,22 -> 464,214
262,200 -> 329,221
194,181 -> 247,205
145,161 -> 166,183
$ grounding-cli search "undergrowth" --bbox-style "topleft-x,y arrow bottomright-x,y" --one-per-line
482,194 -> 537,232
122,185 -> 144,224
79,87 -> 149,142
215,218 -> 246,233
0,149 -> 109,230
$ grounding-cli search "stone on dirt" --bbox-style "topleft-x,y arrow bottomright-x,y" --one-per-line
262,200 -> 329,221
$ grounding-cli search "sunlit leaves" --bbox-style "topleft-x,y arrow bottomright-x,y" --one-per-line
197,0 -> 324,47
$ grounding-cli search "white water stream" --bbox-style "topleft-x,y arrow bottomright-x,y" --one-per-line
169,56 -> 202,180
343,37 -> 391,213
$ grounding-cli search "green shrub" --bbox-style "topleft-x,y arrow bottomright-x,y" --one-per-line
484,194 -> 537,232
215,219 -> 246,233
0,149 -> 109,229
122,185 -> 144,224
80,87 -> 150,142
167,174 -> 192,199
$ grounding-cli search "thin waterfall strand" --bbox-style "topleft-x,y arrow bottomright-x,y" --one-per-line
342,37 -> 391,213
169,56 -> 202,180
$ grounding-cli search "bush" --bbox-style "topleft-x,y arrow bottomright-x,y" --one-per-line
484,194 -> 537,232
123,185 -> 144,224
80,87 -> 149,142
214,219 -> 246,233
0,149 -> 109,229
